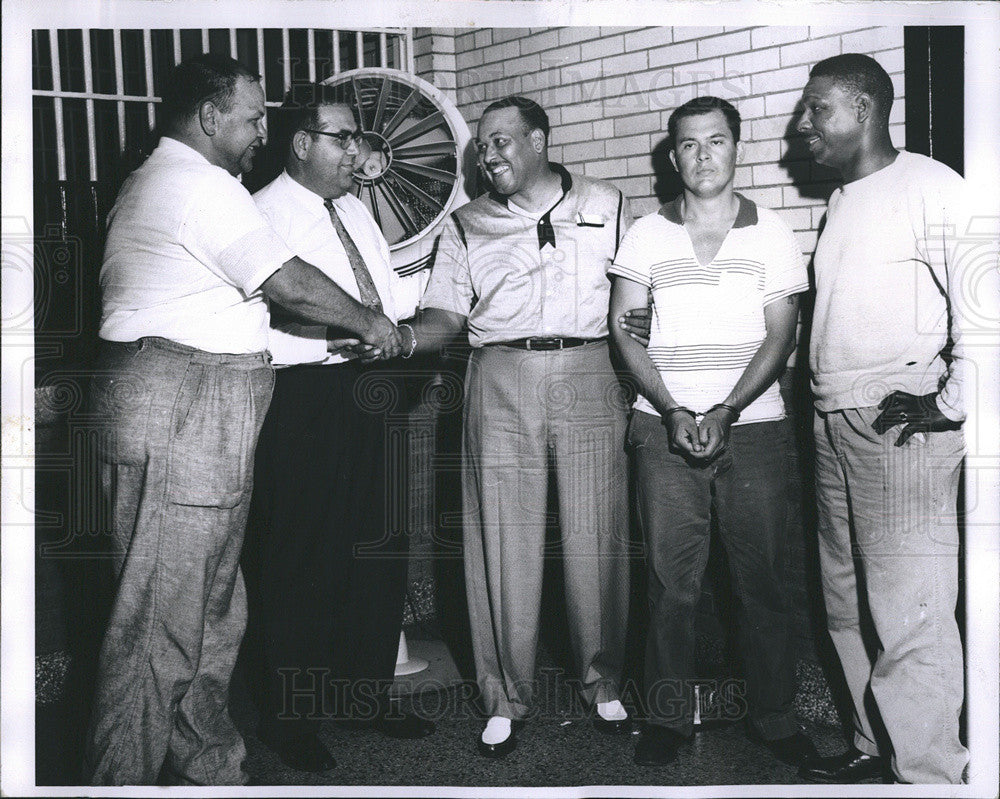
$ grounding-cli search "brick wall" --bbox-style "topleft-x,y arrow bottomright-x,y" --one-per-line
408,27 -> 908,662
417,25 -> 905,251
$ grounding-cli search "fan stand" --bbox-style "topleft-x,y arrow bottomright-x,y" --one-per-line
394,630 -> 428,676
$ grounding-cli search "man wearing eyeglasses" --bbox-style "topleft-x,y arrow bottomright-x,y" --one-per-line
86,56 -> 404,786
242,85 -> 434,774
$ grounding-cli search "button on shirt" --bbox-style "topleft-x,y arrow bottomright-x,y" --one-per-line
253,170 -> 411,366
420,164 -> 632,346
99,136 -> 293,353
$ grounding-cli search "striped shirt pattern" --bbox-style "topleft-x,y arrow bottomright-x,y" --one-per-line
610,194 -> 808,424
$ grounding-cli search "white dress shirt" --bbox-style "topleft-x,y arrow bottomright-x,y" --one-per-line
253,170 -> 414,366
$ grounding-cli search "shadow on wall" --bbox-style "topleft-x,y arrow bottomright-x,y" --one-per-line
651,134 -> 683,205
779,114 -> 839,204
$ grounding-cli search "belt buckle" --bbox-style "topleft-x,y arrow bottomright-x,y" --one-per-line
527,337 -> 562,351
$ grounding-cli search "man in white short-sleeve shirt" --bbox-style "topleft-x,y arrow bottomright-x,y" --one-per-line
609,96 -> 814,769
86,54 -> 403,787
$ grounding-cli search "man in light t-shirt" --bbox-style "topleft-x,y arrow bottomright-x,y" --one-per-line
609,96 -> 814,769
86,54 -> 402,786
795,53 -> 992,786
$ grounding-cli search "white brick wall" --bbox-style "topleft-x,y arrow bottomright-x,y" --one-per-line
416,26 -> 907,255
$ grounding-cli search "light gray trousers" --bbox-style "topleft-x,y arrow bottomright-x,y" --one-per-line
86,337 -> 273,785
462,341 -> 631,720
814,407 -> 968,784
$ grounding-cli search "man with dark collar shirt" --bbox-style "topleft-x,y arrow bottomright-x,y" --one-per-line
609,96 -> 815,769
406,96 -> 633,757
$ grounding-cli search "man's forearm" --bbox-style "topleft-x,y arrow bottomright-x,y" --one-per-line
609,325 -> 679,417
405,307 -> 467,356
260,257 -> 375,336
723,297 -> 799,412
722,336 -> 794,412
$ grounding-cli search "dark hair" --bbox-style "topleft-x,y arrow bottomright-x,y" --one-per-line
809,53 -> 894,122
482,96 -> 550,140
160,53 -> 259,130
667,96 -> 741,149
274,83 -> 356,152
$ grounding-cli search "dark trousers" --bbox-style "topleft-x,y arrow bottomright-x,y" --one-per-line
629,410 -> 797,739
243,362 -> 407,739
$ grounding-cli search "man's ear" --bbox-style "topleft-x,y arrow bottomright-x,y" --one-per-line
291,129 -> 312,162
735,139 -> 746,164
854,92 -> 874,124
530,128 -> 545,154
199,101 -> 219,136
668,148 -> 678,173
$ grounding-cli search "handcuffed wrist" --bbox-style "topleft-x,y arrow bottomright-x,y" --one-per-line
704,402 -> 740,422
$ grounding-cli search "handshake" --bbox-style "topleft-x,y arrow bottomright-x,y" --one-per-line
327,313 -> 416,362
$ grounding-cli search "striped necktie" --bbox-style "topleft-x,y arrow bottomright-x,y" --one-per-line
324,198 -> 383,313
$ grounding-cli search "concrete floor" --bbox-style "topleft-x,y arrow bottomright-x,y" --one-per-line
37,626 -> 883,791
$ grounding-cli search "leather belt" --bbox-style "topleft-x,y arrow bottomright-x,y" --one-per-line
496,337 -> 602,351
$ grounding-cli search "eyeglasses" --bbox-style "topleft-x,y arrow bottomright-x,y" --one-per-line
303,129 -> 364,148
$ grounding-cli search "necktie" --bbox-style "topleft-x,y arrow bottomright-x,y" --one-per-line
324,198 -> 383,314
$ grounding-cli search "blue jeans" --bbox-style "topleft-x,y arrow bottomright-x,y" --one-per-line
629,410 -> 798,739
814,407 -> 967,783
85,337 -> 273,785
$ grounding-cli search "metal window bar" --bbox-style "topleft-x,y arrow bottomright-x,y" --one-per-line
80,30 -> 98,181
308,29 -> 316,83
48,30 -> 67,182
34,27 -> 412,191
143,30 -> 155,132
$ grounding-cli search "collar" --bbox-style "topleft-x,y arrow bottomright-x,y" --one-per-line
489,163 -> 574,251
276,169 -> 338,215
157,135 -> 213,166
659,192 -> 758,228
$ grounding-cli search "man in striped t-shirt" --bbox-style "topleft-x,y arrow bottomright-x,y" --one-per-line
608,96 -> 812,768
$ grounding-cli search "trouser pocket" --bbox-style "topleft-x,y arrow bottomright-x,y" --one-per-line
166,363 -> 255,508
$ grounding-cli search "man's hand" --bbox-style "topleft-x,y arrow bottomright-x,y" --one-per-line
361,313 -> 404,359
664,409 -> 703,457
327,337 -> 381,363
696,406 -> 738,461
616,290 -> 654,346
872,390 -> 962,446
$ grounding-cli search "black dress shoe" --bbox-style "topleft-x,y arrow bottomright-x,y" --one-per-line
633,725 -> 688,767
375,710 -> 437,740
258,728 -> 336,773
799,747 -> 885,783
476,720 -> 523,759
749,728 -> 819,767
593,714 -> 632,735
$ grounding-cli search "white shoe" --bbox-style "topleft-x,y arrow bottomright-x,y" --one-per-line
481,716 -> 512,745
597,700 -> 628,721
